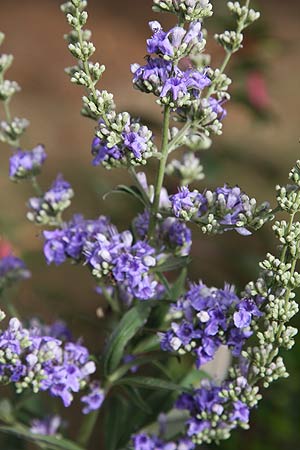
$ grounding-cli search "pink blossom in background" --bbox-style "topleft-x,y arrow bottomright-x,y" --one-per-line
247,71 -> 270,110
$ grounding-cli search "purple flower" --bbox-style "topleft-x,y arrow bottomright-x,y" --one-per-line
43,230 -> 66,265
133,433 -> 155,450
234,298 -> 263,329
43,214 -> 111,265
44,175 -> 73,206
161,75 -> 188,101
132,433 -> 194,450
162,218 -> 192,256
170,187 -> 206,220
132,57 -> 173,95
123,131 -> 147,159
91,137 -> 122,166
147,21 -> 203,59
231,401 -> 250,423
81,382 -> 105,414
160,69 -> 210,103
92,117 -> 155,168
208,97 -> 227,120
214,185 -> 252,234
9,145 -> 47,181
28,175 -> 73,225
0,254 -> 30,290
30,415 -> 62,436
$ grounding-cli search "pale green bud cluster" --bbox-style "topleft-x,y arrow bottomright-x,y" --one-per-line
152,0 -> 213,21
237,161 -> 300,402
82,90 -> 115,121
276,161 -> 300,213
0,54 -> 13,73
215,31 -> 243,54
0,79 -> 20,102
176,97 -> 225,150
0,34 -> 29,146
0,117 -> 30,145
166,152 -> 204,185
207,69 -> 232,99
61,0 -> 111,121
215,2 -> 260,55
227,2 -> 260,27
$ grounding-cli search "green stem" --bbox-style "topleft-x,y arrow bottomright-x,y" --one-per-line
1,96 -> 19,147
167,120 -> 192,154
101,284 -> 120,314
31,176 -> 43,196
3,100 -> 11,123
77,410 -> 100,448
75,9 -> 109,126
207,0 -> 251,97
148,105 -> 171,238
1,289 -> 20,319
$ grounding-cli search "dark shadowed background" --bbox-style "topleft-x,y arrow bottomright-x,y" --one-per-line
0,0 -> 300,449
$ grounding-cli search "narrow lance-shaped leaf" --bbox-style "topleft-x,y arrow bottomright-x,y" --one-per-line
103,185 -> 150,207
103,302 -> 152,376
0,426 -> 84,450
113,376 -> 192,393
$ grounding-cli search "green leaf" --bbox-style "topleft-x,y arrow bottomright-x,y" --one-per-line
156,273 -> 171,296
132,334 -> 159,354
0,400 -> 15,425
103,185 -> 149,206
117,389 -> 177,448
180,368 -> 209,387
114,376 -> 191,393
0,426 -> 84,450
104,394 -> 129,450
121,385 -> 153,414
103,302 -> 152,375
108,352 -> 167,382
153,256 -> 191,273
170,268 -> 187,300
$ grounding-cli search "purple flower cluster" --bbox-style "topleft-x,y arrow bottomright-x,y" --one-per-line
160,282 -> 262,367
170,185 -> 272,235
176,378 -> 250,444
133,211 -> 192,257
85,229 -> 158,300
0,254 -> 30,291
147,20 -> 203,60
43,213 -> 159,301
131,22 -> 210,107
27,175 -> 74,225
30,415 -> 62,436
9,145 -> 47,181
170,186 -> 206,221
0,317 -> 99,409
92,115 -> 156,169
133,433 -> 195,450
43,214 -> 110,265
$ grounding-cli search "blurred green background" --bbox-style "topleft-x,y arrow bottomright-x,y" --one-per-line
0,0 -> 300,448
